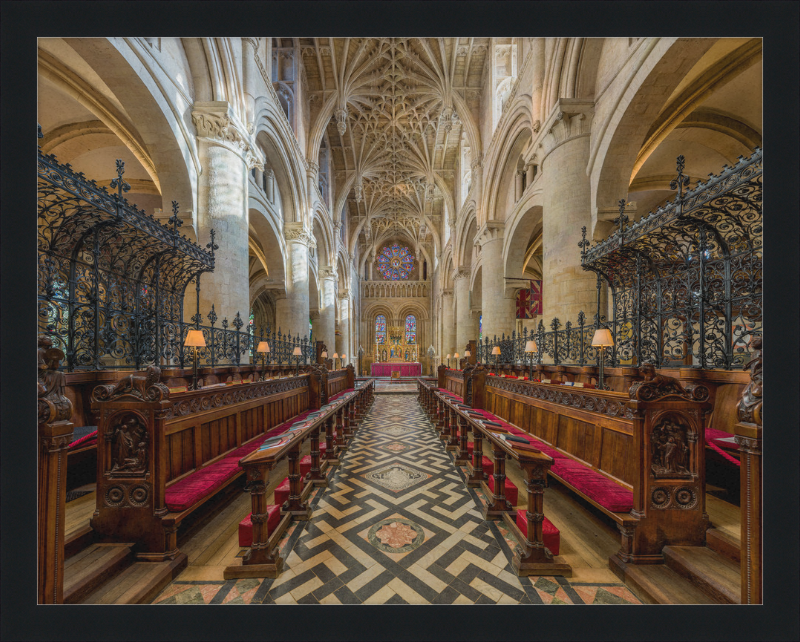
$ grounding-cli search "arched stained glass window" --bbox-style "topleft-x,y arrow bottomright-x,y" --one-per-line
375,314 -> 387,344
376,244 -> 414,280
405,314 -> 416,344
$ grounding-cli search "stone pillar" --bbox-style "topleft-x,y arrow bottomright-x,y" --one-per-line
192,102 -> 263,361
514,171 -> 524,201
317,268 -> 336,354
454,268 -> 476,354
441,288 -> 455,356
478,223 -> 515,341
265,168 -> 275,201
540,100 -> 601,323
307,161 -> 319,199
277,222 -> 311,336
242,38 -> 259,128
525,162 -> 535,186
337,290 -> 351,363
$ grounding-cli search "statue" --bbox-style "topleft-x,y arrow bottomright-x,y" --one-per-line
38,334 -> 72,425
737,336 -> 762,426
110,414 -> 148,474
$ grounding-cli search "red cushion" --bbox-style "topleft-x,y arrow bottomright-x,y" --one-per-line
68,429 -> 98,450
515,510 -> 560,555
274,477 -> 290,506
238,505 -> 282,547
329,388 -> 354,402
487,475 -> 519,505
482,456 -> 493,476
554,463 -> 634,513
705,428 -> 739,451
165,457 -> 242,512
300,455 -> 312,478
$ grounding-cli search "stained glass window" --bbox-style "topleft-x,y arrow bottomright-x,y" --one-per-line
405,314 -> 416,344
479,314 -> 483,341
249,309 -> 255,356
376,244 -> 414,280
375,314 -> 387,344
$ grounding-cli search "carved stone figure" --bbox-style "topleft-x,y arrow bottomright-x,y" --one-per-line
93,365 -> 169,403
37,334 -> 72,425
631,363 -> 709,402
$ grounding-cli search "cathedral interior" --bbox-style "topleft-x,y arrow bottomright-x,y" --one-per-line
4,11 -> 796,640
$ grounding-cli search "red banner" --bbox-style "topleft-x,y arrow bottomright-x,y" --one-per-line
516,280 -> 542,319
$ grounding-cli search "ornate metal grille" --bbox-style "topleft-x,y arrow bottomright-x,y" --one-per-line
37,132 -> 313,370
478,150 -> 762,370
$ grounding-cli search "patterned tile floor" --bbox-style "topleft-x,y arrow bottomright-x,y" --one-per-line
154,394 -> 641,605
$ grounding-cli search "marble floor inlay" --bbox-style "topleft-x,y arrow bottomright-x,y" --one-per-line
153,394 -> 642,605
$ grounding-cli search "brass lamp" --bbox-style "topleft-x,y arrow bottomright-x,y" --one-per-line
446,353 -> 451,368
591,328 -> 614,390
464,349 -> 471,367
321,349 -> 328,367
491,346 -> 501,374
524,339 -> 537,380
184,330 -> 206,390
453,352 -> 460,370
292,346 -> 302,377
333,352 -> 339,370
257,341 -> 270,380
341,354 -> 346,369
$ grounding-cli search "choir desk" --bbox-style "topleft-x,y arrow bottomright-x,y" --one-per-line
371,362 -> 422,377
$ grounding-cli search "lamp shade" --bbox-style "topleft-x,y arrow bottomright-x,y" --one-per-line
591,328 -> 614,347
333,352 -> 339,359
257,341 -> 270,353
453,353 -> 460,359
491,346 -> 501,355
341,354 -> 346,360
524,340 -> 538,353
184,330 -> 206,348
292,346 -> 302,356
446,354 -> 451,359
464,350 -> 471,357
321,350 -> 328,358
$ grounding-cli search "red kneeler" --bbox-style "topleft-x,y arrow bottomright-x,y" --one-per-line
487,475 -> 519,505
273,477 -> 290,506
238,505 -> 282,547
515,509 -> 560,556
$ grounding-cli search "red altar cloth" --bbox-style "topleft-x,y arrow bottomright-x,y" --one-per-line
371,362 -> 422,377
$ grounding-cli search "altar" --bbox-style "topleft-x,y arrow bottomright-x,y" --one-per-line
371,362 -> 421,377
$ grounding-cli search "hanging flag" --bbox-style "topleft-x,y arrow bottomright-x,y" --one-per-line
516,280 -> 542,318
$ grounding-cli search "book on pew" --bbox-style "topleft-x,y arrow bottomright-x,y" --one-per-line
258,434 -> 293,451
510,441 -> 542,454
501,434 -> 531,445
482,420 -> 503,427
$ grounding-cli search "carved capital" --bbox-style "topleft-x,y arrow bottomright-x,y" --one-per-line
537,99 -> 594,161
338,289 -> 351,300
283,222 -> 312,245
441,288 -> 454,297
452,266 -> 470,281
192,102 -> 260,166
476,221 -> 505,247
319,266 -> 335,280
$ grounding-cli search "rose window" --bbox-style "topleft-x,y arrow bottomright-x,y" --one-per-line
376,244 -> 414,280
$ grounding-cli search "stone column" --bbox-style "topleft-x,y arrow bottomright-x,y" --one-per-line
478,223 -> 515,341
242,38 -> 260,128
514,171 -> 524,201
539,100 -> 602,323
277,222 -> 311,337
525,162 -> 536,186
454,268 -> 476,353
337,290 -> 351,363
192,102 -> 263,361
317,267 -> 336,354
441,288 -> 455,356
265,168 -> 275,202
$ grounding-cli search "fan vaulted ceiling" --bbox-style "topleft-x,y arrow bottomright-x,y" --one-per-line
287,37 -> 492,248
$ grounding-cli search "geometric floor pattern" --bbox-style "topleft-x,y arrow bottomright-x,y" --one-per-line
154,394 -> 641,604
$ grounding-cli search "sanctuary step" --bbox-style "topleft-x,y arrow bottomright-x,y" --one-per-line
610,542 -> 741,604
706,527 -> 741,564
663,545 -> 741,604
63,536 -> 188,604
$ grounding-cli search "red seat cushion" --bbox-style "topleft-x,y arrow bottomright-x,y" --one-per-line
274,477 -> 290,507
515,510 -> 560,555
705,428 -> 740,451
165,456 -> 242,512
487,475 -> 519,505
482,456 -> 493,476
329,388 -> 354,402
238,505 -> 282,547
68,429 -> 98,450
553,462 -> 634,513
300,455 -> 312,478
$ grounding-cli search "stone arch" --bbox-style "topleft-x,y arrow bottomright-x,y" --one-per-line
248,203 -> 287,295
480,99 -> 533,225
503,190 -> 544,285
588,37 -> 718,236
42,38 -> 197,220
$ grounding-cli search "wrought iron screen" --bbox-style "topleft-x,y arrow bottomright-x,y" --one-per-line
478,150 -> 762,370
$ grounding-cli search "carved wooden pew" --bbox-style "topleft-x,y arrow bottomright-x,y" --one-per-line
224,387 -> 368,579
89,368 -> 313,562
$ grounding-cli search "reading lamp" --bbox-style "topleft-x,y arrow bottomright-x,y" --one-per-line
257,341 -> 270,380
591,328 -> 614,390
524,339 -> 537,381
184,330 -> 206,390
